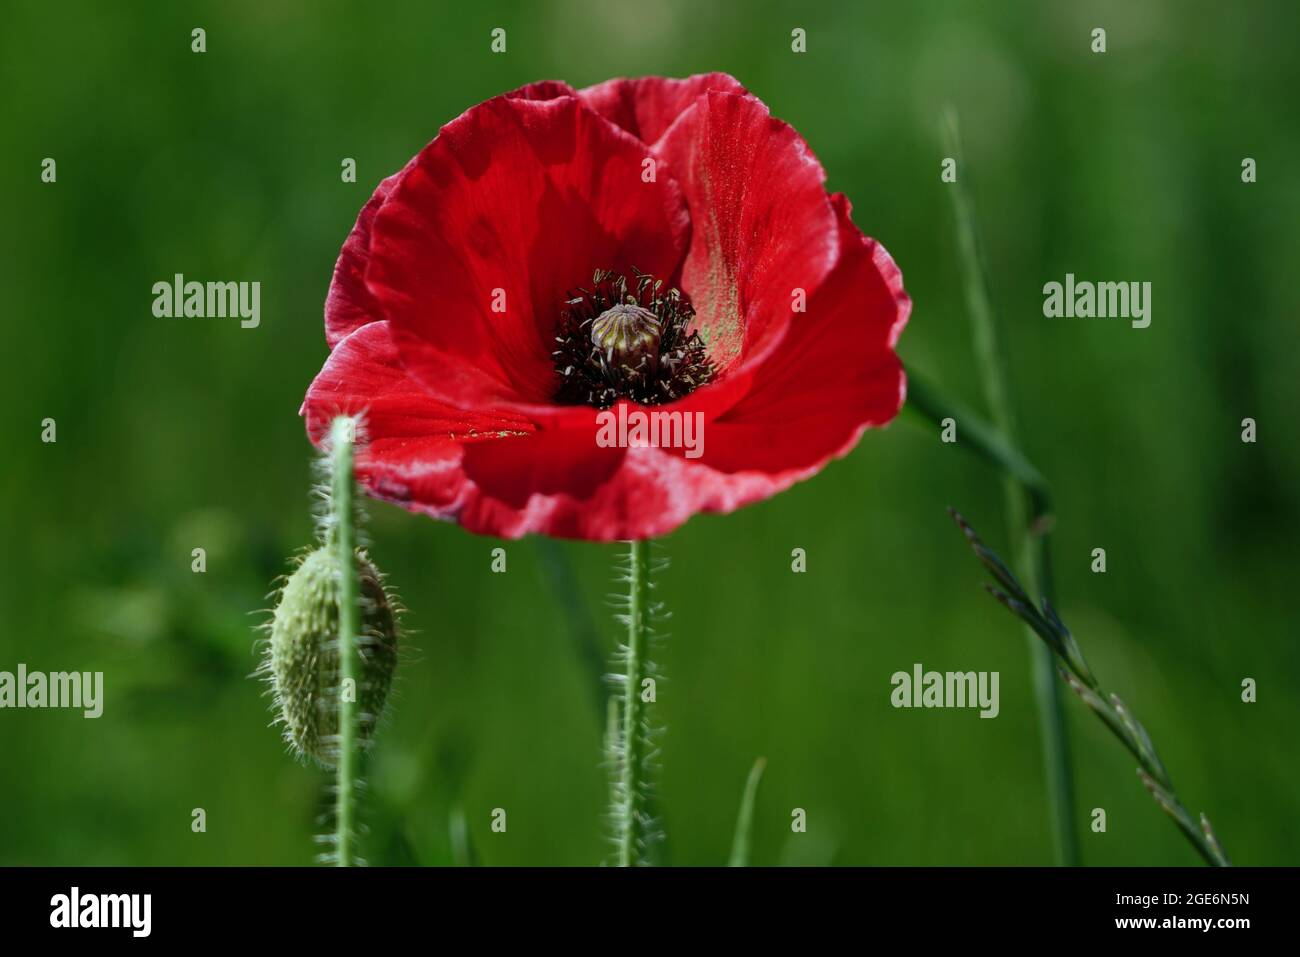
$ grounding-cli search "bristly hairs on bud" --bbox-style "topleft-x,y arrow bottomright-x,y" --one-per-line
605,539 -> 670,865
255,413 -> 403,866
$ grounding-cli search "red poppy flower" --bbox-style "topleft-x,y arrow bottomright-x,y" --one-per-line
301,74 -> 909,540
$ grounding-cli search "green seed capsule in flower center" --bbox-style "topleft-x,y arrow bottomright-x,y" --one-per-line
552,268 -> 715,408
591,302 -> 661,366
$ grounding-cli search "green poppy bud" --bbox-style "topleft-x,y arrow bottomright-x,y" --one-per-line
265,546 -> 399,766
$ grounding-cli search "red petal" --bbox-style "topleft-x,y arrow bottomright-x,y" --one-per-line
324,164 -> 413,348
300,325 -> 818,539
323,81 -> 579,351
577,73 -> 747,148
367,93 -> 690,415
504,80 -> 578,102
702,193 -> 909,474
456,443 -> 797,541
655,91 -> 841,382
300,322 -> 536,513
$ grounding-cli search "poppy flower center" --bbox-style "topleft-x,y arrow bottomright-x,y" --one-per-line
552,269 -> 714,408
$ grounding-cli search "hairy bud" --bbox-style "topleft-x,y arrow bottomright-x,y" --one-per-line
265,546 -> 399,766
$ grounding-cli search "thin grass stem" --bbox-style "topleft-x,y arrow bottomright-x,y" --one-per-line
728,758 -> 767,867
951,510 -> 1231,866
938,110 -> 1078,866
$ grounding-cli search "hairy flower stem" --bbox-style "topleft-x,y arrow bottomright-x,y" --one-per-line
330,417 -> 359,868
934,110 -> 1078,867
951,510 -> 1231,866
616,539 -> 652,866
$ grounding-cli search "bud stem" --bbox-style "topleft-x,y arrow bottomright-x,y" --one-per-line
330,417 -> 359,867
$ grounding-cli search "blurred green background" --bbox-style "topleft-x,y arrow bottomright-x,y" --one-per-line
2,0 -> 1297,866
